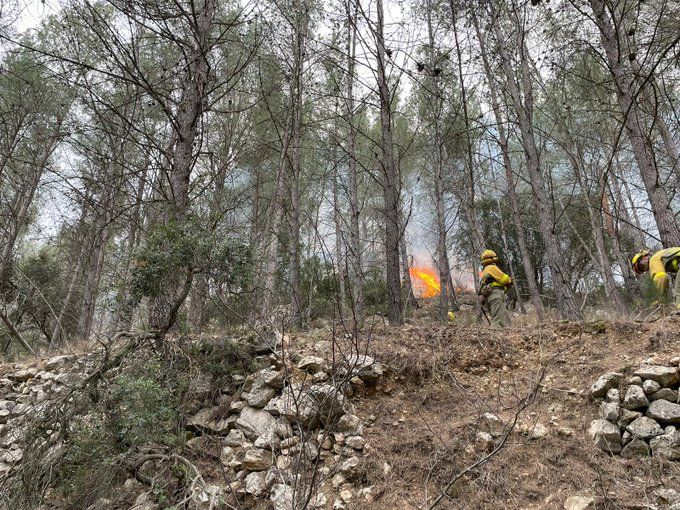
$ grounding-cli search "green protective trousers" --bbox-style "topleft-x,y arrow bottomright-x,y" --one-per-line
673,273 -> 680,310
485,287 -> 510,327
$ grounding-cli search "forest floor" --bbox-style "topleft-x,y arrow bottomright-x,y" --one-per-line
2,300 -> 679,509
337,301 -> 680,509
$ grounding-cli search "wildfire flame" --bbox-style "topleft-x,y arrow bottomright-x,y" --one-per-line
409,266 -> 441,298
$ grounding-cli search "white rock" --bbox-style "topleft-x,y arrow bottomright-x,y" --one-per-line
482,413 -> 504,438
650,430 -> 680,460
297,356 -> 326,374
622,385 -> 649,410
590,373 -> 623,398
345,435 -> 365,450
336,414 -> 363,435
270,484 -> 294,510
626,416 -> 664,439
237,406 -> 290,441
643,379 -> 662,395
600,402 -> 619,422
564,495 -> 595,510
647,400 -> 680,424
588,419 -> 622,454
243,448 -> 272,471
620,438 -> 651,458
244,471 -> 268,497
634,365 -> 679,387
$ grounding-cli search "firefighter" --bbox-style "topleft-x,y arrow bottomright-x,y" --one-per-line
631,247 -> 680,313
478,249 -> 512,327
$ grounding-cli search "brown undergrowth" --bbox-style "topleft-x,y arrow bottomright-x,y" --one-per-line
344,306 -> 680,509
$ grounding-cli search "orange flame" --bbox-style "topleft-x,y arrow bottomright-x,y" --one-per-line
409,266 -> 441,298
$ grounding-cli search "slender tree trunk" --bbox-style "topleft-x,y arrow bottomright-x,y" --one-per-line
472,13 -> 543,318
452,6 -> 484,259
149,0 -> 215,335
112,167 -> 148,332
374,0 -> 403,325
332,160 -> 347,317
345,0 -> 364,324
492,3 -> 581,319
589,0 -> 680,247
425,0 -> 453,320
260,0 -> 309,323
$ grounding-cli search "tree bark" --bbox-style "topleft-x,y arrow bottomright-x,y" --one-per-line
491,2 -> 581,319
374,0 -> 403,325
589,0 -> 680,247
472,12 -> 543,319
344,0 -> 364,324
149,0 -> 216,335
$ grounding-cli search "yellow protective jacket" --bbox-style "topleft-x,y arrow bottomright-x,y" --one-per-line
481,263 -> 512,288
649,247 -> 680,291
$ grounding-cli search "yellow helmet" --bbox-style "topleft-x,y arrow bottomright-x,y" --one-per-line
631,249 -> 651,274
481,249 -> 498,266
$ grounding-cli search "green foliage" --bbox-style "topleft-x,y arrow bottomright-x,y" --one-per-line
188,338 -> 258,387
132,220 -> 252,299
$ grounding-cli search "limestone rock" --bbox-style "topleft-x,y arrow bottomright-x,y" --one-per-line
647,399 -> 680,424
628,376 -> 643,386
476,431 -> 494,452
483,413 -> 504,438
297,356 -> 326,374
244,471 -> 268,497
564,495 -> 595,510
308,384 -> 346,424
651,388 -> 678,402
588,419 -> 622,454
626,416 -> 663,439
345,435 -> 365,450
605,388 -> 620,403
620,438 -> 651,458
188,407 -> 234,435
342,355 -> 384,383
243,448 -> 272,471
617,409 -> 642,429
590,372 -> 623,398
9,368 -> 37,382
622,385 -> 649,410
336,414 -> 363,435
634,365 -> 679,387
224,428 -> 246,447
245,384 -> 276,409
261,368 -> 285,389
337,457 -> 363,481
237,406 -> 290,441
600,402 -> 619,422
270,484 -> 294,510
643,379 -> 662,395
650,430 -> 680,460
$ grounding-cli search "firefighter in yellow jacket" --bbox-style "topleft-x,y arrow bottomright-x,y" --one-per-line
631,247 -> 680,312
479,249 -> 512,327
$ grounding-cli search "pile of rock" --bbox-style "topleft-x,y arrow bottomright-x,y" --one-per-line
589,360 -> 680,459
0,354 -> 86,476
180,352 -> 383,509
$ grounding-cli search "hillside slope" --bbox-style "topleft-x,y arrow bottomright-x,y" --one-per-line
0,309 -> 679,510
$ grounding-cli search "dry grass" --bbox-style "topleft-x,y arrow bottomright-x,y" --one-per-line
344,304 -> 680,509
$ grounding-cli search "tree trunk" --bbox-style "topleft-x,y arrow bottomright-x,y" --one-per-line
374,0 -> 403,325
345,0 -> 364,324
149,0 -> 215,335
472,12 -> 543,319
492,3 -> 581,319
589,0 -> 680,247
